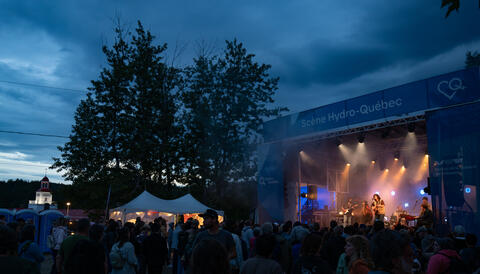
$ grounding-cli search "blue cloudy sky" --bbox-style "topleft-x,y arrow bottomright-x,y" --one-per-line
0,1 -> 479,183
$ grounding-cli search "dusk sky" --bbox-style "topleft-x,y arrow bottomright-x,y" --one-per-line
0,1 -> 479,183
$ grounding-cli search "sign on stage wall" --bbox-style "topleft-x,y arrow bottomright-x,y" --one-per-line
426,101 -> 480,238
427,68 -> 480,109
263,67 -> 480,142
257,143 -> 284,223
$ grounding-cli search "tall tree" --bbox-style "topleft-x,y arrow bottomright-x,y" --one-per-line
127,22 -> 183,187
182,39 -> 287,198
53,22 -> 183,208
465,51 -> 480,68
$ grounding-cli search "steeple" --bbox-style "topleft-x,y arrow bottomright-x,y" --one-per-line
40,176 -> 50,192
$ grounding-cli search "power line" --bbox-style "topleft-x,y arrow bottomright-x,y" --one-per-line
0,161 -> 51,168
0,130 -> 69,139
0,80 -> 87,93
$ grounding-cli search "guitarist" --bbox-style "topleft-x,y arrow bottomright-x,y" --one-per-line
371,194 -> 386,222
341,198 -> 355,226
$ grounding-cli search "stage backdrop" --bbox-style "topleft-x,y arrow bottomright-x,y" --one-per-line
427,101 -> 480,237
257,143 -> 284,223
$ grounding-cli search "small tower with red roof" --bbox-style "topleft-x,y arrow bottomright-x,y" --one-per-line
28,176 -> 56,211
40,176 -> 50,191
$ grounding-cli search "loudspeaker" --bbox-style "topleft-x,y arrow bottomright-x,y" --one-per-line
307,185 -> 317,200
443,173 -> 465,207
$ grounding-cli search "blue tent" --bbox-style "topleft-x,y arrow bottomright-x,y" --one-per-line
39,210 -> 65,253
0,209 -> 14,223
15,209 -> 40,242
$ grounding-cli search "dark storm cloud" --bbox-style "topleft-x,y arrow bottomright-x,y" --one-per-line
0,0 -> 479,182
276,44 -> 392,86
274,1 -> 480,88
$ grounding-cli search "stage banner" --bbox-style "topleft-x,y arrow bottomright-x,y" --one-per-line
263,67 -> 480,143
427,67 -> 480,109
257,142 -> 284,223
426,101 -> 480,237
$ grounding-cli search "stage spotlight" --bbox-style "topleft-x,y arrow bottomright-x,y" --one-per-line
408,123 -> 415,133
385,169 -> 389,172
465,187 -> 471,194
357,133 -> 365,143
401,165 -> 406,170
404,203 -> 409,208
335,137 -> 342,147
371,160 -> 376,164
394,152 -> 400,161
346,163 -> 351,166
391,190 -> 396,196
420,189 -> 425,195
375,191 -> 380,195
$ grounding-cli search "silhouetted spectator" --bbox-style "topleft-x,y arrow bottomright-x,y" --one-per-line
460,233 -> 479,273
320,226 -> 346,270
370,230 -> 414,273
427,237 -> 467,274
18,224 -> 44,271
143,223 -> 168,274
0,224 -> 39,274
240,234 -> 282,274
51,218 -> 67,274
110,227 -> 137,274
57,218 -> 90,274
452,225 -> 467,251
191,238 -> 230,274
103,219 -> 118,253
293,233 -> 330,274
193,209 -> 235,260
337,235 -> 373,274
64,238 -> 106,274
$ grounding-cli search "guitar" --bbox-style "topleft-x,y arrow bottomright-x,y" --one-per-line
372,200 -> 386,215
342,203 -> 359,215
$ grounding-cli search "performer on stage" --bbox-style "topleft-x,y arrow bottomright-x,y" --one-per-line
416,197 -> 433,229
341,198 -> 354,226
371,194 -> 386,222
361,201 -> 373,225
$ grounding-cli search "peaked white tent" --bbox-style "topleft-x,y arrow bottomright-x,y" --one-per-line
112,191 -> 171,214
168,194 -> 224,215
110,191 -> 223,223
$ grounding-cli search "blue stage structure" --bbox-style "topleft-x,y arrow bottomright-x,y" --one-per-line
258,67 -> 480,237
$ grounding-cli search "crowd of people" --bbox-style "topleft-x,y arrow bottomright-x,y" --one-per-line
0,208 -> 479,274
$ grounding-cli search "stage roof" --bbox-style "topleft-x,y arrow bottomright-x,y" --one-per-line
263,67 -> 480,143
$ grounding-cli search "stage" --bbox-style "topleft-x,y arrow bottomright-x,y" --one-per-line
257,67 -> 480,236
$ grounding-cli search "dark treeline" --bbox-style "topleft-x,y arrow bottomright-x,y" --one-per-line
51,21 -> 282,219
0,179 -> 69,209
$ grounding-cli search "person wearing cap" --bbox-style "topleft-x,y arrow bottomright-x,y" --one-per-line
193,209 -> 236,260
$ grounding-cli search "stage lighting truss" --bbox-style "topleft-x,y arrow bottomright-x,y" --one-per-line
394,151 -> 400,161
357,133 -> 366,143
293,114 -> 425,146
335,137 -> 342,147
407,123 -> 416,133
381,128 -> 390,139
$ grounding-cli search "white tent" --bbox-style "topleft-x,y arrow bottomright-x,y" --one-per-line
110,191 -> 223,223
112,191 -> 172,214
168,194 -> 224,215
